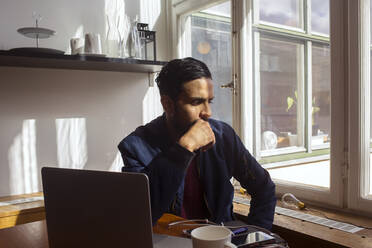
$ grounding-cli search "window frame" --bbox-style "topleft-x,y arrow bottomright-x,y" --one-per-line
252,1 -> 331,160
348,0 -> 372,213
170,0 -> 372,213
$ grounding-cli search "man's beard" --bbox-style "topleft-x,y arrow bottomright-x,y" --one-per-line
170,107 -> 194,137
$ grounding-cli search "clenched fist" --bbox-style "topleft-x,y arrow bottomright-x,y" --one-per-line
178,119 -> 216,152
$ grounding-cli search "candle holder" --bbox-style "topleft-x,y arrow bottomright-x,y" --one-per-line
136,23 -> 156,61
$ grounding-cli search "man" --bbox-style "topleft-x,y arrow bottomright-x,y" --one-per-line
118,57 -> 276,230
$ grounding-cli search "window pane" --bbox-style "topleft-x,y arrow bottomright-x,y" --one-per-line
311,0 -> 330,35
259,0 -> 302,29
260,36 -> 304,151
312,44 -> 331,148
190,1 -> 232,125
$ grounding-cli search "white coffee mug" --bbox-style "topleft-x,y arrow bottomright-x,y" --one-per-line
84,33 -> 102,54
70,38 -> 84,55
191,225 -> 237,248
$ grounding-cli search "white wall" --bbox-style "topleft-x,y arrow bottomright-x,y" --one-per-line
0,0 -> 167,197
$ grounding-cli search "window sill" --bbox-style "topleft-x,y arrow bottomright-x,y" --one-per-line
262,154 -> 330,169
260,147 -> 330,168
233,192 -> 372,248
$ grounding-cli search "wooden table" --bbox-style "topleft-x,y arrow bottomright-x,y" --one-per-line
0,192 -> 44,229
0,219 -> 48,248
0,213 -> 191,248
2,192 -> 372,248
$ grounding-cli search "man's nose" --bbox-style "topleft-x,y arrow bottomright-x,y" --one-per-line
200,103 -> 212,120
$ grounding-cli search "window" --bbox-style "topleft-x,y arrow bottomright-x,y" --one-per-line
252,0 -> 331,190
173,0 -> 372,213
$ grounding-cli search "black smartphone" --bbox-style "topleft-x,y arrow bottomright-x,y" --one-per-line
231,231 -> 276,247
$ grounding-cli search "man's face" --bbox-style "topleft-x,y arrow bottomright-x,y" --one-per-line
170,77 -> 214,133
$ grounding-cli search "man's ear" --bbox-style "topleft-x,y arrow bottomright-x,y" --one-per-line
161,95 -> 175,117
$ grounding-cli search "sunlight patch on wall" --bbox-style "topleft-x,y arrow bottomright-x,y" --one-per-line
140,0 -> 161,29
56,118 -> 88,169
142,84 -> 163,124
8,119 -> 39,195
104,0 -> 131,57
109,151 -> 124,172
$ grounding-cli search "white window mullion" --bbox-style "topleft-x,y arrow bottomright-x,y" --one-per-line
233,0 -> 254,151
253,30 -> 261,159
177,15 -> 192,57
296,43 -> 305,149
304,0 -> 312,153
299,0 -> 305,31
305,41 -> 313,152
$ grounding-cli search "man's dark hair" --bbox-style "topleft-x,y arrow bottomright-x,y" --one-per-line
155,57 -> 212,100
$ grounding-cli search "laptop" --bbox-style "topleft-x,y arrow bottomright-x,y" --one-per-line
41,167 -> 192,248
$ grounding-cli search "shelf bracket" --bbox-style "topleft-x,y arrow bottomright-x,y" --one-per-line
148,72 -> 157,87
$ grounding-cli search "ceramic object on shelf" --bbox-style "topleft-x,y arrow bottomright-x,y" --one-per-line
16,12 -> 56,48
9,47 -> 64,55
17,27 -> 55,39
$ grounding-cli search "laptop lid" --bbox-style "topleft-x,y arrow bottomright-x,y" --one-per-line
41,167 -> 153,248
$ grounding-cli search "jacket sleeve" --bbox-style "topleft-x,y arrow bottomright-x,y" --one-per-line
118,137 -> 195,224
226,126 -> 276,230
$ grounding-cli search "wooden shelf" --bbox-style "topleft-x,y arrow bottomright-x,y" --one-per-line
0,50 -> 167,73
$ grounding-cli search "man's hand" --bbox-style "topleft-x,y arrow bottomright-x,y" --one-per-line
178,119 -> 216,152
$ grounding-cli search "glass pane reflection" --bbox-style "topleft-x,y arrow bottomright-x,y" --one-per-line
312,44 -> 331,147
260,36 -> 303,151
191,1 -> 232,125
259,0 -> 302,29
311,0 -> 330,35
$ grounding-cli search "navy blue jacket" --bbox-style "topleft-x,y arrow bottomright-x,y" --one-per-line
118,115 -> 276,230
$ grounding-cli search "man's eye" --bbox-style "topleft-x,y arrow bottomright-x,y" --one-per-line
191,100 -> 202,105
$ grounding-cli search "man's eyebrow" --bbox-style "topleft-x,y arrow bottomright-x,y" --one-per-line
188,96 -> 214,102
189,96 -> 207,100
